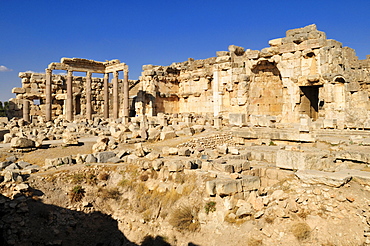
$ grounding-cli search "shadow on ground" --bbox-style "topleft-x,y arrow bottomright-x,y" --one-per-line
0,193 -> 201,246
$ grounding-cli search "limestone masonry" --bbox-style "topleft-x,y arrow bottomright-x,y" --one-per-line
10,24 -> 370,130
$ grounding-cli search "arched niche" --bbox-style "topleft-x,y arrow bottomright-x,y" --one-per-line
249,60 -> 283,116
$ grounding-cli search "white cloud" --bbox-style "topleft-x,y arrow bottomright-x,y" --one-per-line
0,65 -> 12,72
25,70 -> 36,73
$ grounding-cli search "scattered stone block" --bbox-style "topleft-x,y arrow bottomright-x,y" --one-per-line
10,137 -> 35,148
85,154 -> 97,163
295,169 -> 352,187
215,179 -> 238,196
167,160 -> 184,172
96,151 -> 116,163
160,131 -> 176,141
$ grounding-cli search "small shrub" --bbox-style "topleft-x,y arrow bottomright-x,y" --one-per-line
98,172 -> 109,181
269,141 -> 276,146
86,173 -> 97,185
204,201 -> 216,214
264,215 -> 275,224
169,205 -> 199,232
291,222 -> 311,241
139,173 -> 149,182
69,185 -> 85,202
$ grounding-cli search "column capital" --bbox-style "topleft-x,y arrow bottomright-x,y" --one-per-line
45,68 -> 52,74
86,71 -> 92,77
67,70 -> 73,77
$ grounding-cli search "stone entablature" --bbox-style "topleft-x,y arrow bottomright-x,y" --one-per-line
136,24 -> 370,129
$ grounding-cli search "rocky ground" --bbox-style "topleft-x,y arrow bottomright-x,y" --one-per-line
1,116 -> 370,246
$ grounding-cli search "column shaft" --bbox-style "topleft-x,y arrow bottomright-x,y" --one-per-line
45,69 -> 52,121
123,69 -> 129,118
86,71 -> 92,120
23,99 -> 30,122
104,73 -> 109,119
113,71 -> 119,119
66,70 -> 73,121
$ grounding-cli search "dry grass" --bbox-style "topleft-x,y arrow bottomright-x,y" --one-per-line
98,187 -> 121,200
98,172 -> 109,181
169,205 -> 200,232
248,237 -> 263,246
264,215 -> 276,224
69,185 -> 85,202
291,222 -> 311,241
297,209 -> 310,219
68,172 -> 96,185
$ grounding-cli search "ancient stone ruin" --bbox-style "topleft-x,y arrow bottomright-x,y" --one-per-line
1,24 -> 370,245
11,58 -> 140,122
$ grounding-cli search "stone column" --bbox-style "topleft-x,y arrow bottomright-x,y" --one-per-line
103,73 -> 109,119
66,70 -> 73,121
113,71 -> 119,119
45,69 -> 52,121
212,66 -> 222,117
86,71 -> 92,120
23,99 -> 30,122
123,69 -> 130,119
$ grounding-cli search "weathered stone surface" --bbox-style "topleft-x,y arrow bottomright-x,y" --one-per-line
62,131 -> 78,145
10,137 -> 35,148
167,160 -> 184,172
92,136 -> 109,153
160,131 -> 176,141
241,175 -> 260,191
295,169 -> 352,187
96,151 -> 116,163
276,149 -> 329,170
85,154 -> 97,163
178,147 -> 191,156
215,179 -> 238,196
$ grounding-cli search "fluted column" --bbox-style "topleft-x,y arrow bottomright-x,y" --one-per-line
23,99 -> 30,122
66,70 -> 73,121
45,68 -> 52,121
86,71 -> 92,120
104,73 -> 109,119
123,69 -> 129,119
113,71 -> 119,119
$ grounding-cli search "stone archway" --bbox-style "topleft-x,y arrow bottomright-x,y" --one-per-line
249,61 -> 283,116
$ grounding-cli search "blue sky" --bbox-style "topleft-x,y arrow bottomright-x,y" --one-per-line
0,0 -> 369,102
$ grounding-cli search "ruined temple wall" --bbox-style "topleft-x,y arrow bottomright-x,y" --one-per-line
12,72 -> 138,119
135,24 -> 370,127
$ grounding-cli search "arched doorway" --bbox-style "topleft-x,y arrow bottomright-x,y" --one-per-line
249,61 -> 283,116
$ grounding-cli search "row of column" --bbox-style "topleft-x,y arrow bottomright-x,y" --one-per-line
40,69 -> 129,122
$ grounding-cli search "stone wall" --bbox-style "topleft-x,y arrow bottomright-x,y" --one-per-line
136,24 -> 370,129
